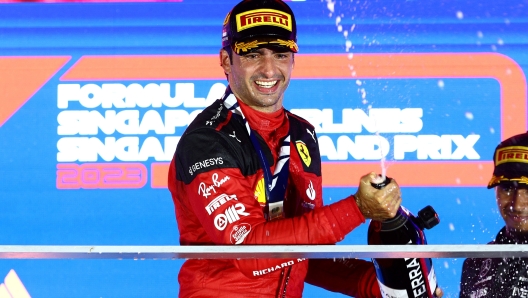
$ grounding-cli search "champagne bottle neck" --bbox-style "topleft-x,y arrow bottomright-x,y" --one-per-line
378,207 -> 409,231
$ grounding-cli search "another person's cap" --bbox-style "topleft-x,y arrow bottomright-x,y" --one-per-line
222,0 -> 298,54
488,131 -> 528,188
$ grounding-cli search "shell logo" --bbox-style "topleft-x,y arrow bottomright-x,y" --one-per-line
254,177 -> 266,205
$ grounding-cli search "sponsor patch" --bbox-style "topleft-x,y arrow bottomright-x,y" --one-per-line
230,223 -> 251,244
236,9 -> 292,32
496,146 -> 528,165
469,288 -> 488,298
253,258 -> 306,276
198,173 -> 231,198
302,201 -> 315,210
229,130 -> 241,143
213,203 -> 250,231
306,180 -> 316,200
189,157 -> 223,176
296,140 -> 311,167
206,105 -> 223,126
205,193 -> 237,215
254,177 -> 266,205
479,258 -> 492,278
306,128 -> 316,142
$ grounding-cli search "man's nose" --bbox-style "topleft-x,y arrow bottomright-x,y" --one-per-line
511,188 -> 528,212
259,55 -> 276,78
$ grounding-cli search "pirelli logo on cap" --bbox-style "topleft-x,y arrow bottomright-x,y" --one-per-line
236,9 -> 292,32
496,146 -> 528,165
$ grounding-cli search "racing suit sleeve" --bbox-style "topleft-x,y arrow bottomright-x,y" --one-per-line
172,128 -> 366,279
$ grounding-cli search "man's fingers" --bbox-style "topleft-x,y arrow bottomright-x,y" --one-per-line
435,287 -> 444,298
389,197 -> 402,217
360,172 -> 377,187
376,180 -> 402,218
355,173 -> 403,220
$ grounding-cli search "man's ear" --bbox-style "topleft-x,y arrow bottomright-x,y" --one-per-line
219,49 -> 231,76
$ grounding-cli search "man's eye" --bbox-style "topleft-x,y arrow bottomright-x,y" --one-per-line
245,54 -> 259,59
500,186 -> 515,194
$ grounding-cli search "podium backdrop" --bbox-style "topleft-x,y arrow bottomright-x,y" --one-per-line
0,0 -> 527,297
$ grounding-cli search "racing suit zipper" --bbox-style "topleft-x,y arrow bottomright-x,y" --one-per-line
276,267 -> 292,298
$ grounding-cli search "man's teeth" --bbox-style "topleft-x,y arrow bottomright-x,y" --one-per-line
255,81 -> 277,88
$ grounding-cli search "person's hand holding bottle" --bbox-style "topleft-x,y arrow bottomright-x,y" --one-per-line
354,172 -> 402,221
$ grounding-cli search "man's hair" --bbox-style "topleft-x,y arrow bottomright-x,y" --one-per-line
223,46 -> 233,65
222,46 -> 233,80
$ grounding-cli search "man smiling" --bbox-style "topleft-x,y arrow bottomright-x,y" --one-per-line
168,0 -> 404,297
460,131 -> 528,298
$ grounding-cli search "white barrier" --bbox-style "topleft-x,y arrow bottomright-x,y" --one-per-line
0,245 -> 527,259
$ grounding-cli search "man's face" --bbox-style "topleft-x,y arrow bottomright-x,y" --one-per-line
496,183 -> 528,232
220,46 -> 294,113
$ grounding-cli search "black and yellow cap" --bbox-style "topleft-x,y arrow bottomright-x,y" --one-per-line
222,0 -> 298,54
488,131 -> 528,189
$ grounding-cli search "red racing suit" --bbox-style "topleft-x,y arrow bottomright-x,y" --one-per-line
168,94 -> 381,298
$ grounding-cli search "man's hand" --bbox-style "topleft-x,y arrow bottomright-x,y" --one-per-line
353,172 -> 402,221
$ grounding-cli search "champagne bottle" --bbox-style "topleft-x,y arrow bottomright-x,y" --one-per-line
367,177 -> 440,298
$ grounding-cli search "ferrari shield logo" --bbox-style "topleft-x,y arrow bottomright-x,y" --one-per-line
296,141 -> 311,167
